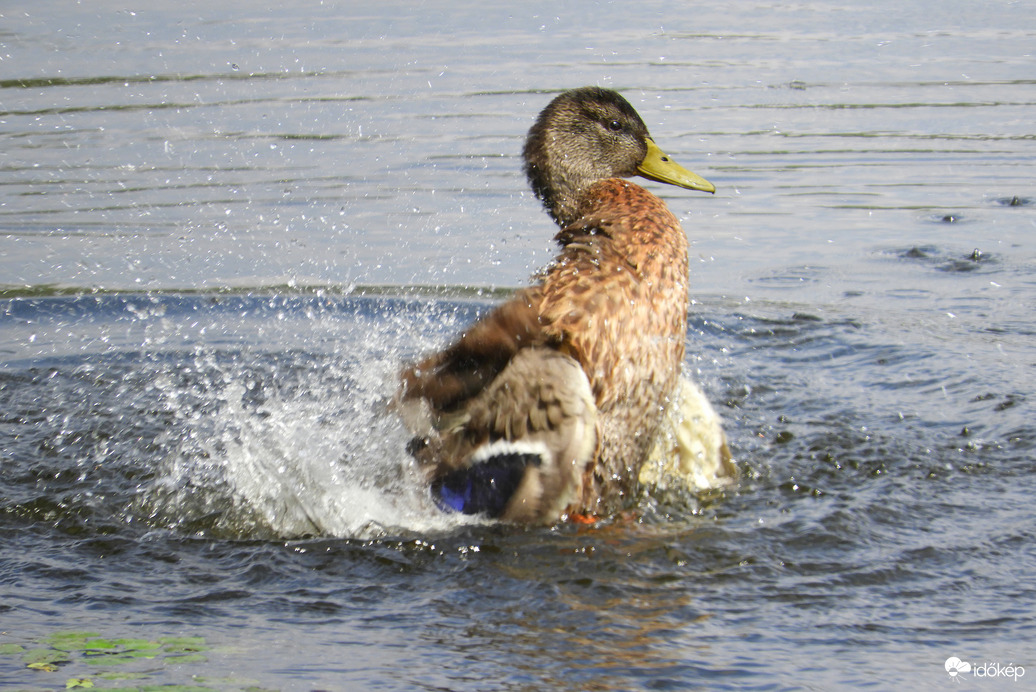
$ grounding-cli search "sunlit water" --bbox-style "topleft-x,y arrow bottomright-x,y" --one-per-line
2,1 -> 1035,690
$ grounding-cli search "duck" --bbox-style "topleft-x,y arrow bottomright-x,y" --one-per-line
395,86 -> 734,523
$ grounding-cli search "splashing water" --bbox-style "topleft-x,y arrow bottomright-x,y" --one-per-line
144,356 -> 478,539
135,293 -> 496,540
2,291 -> 490,541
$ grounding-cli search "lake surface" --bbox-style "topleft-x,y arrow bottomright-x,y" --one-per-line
2,1 -> 1035,689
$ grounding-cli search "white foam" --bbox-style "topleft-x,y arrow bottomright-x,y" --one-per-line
141,301 -> 484,540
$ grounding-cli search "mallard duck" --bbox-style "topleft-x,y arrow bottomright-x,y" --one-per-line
395,86 -> 732,523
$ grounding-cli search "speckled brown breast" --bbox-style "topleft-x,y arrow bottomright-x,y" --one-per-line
539,178 -> 690,513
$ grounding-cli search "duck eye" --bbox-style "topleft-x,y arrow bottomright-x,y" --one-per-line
607,120 -> 623,132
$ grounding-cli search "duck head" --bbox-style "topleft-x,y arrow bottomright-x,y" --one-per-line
522,86 -> 715,226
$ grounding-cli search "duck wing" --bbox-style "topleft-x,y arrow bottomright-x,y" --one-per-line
395,288 -> 598,522
429,347 -> 598,522
398,286 -> 547,415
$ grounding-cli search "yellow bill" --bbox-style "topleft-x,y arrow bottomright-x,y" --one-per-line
637,139 -> 715,194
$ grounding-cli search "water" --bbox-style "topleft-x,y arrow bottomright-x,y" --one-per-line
2,1 -> 1035,689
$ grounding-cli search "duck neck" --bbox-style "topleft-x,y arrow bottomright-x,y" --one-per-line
525,169 -> 586,227
542,190 -> 584,228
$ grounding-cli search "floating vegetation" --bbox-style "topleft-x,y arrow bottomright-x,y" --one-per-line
0,630 -> 239,692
